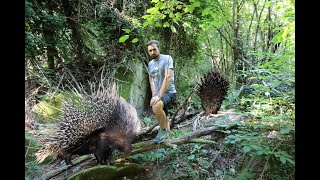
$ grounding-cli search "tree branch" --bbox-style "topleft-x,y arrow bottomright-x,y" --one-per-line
128,124 -> 238,156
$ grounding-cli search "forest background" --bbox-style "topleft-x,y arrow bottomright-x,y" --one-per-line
25,0 -> 295,179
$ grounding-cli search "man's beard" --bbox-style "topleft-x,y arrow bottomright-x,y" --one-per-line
152,54 -> 159,59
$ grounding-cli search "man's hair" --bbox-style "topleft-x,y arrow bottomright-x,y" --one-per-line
146,40 -> 160,49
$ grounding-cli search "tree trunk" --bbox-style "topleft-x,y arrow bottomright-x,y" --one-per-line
232,0 -> 245,85
61,0 -> 86,69
42,0 -> 58,78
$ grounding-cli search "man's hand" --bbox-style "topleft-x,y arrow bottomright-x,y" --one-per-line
150,96 -> 161,106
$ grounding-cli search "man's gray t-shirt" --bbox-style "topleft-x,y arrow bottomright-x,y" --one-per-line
148,54 -> 176,94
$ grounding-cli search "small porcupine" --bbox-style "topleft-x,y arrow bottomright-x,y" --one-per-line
35,82 -> 141,165
195,70 -> 229,115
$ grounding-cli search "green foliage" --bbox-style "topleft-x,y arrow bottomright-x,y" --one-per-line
143,117 -> 152,123
25,0 -> 67,59
142,0 -> 221,34
116,17 -> 145,46
211,113 -> 295,179
119,35 -> 130,43
25,161 -> 44,179
32,91 -> 81,123
25,131 -> 47,179
170,128 -> 191,138
213,60 -> 295,178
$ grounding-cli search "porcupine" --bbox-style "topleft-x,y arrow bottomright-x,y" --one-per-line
35,82 -> 141,165
195,70 -> 229,115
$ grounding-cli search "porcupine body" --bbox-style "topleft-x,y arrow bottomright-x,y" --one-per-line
35,83 -> 141,165
195,70 -> 229,115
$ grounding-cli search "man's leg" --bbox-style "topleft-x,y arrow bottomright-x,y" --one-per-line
152,100 -> 167,130
162,93 -> 175,132
152,100 -> 169,143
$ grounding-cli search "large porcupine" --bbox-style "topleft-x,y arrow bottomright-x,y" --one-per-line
195,70 -> 229,115
35,82 -> 141,165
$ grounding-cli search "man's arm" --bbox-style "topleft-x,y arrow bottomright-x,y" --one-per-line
157,68 -> 173,98
149,75 -> 162,107
150,68 -> 173,107
149,76 -> 157,97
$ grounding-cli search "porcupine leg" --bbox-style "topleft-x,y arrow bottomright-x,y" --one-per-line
103,147 -> 114,165
63,153 -> 73,165
94,139 -> 107,165
57,154 -> 64,163
94,150 -> 103,165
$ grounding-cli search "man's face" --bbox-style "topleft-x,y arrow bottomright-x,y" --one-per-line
147,44 -> 160,59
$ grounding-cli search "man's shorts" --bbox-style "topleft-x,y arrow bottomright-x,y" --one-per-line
162,92 -> 177,115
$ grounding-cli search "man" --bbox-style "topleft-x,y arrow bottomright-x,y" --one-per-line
147,40 -> 177,143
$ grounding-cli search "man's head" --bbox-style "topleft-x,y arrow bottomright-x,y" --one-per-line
147,40 -> 160,59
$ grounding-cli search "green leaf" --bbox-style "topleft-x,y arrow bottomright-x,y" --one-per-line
119,35 -> 129,43
169,12 -> 175,18
243,146 -> 252,153
193,1 -> 201,8
280,128 -> 290,134
143,117 -> 151,123
188,154 -> 195,160
142,15 -> 151,19
282,27 -> 289,39
154,151 -> 163,158
286,157 -> 295,165
131,38 -> 139,43
156,22 -> 161,27
230,168 -> 235,173
211,20 -> 222,28
184,6 -> 195,13
151,0 -> 159,3
257,150 -> 264,155
199,23 -> 209,30
221,130 -> 231,134
202,8 -> 211,16
147,7 -> 159,14
275,4 -> 281,10
272,31 -> 284,43
250,145 -> 261,150
143,21 -> 150,27
170,25 -> 177,33
155,2 -> 165,9
182,22 -> 191,29
174,12 -> 182,21
202,149 -> 208,154
122,29 -> 130,33
280,156 -> 286,164
265,1 -> 273,7
163,22 -> 170,27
